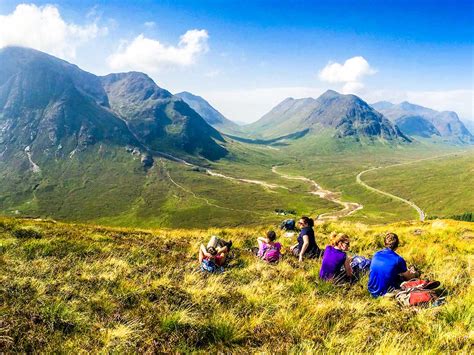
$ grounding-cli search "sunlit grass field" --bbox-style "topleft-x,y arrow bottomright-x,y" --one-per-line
362,151 -> 474,218
1,217 -> 472,352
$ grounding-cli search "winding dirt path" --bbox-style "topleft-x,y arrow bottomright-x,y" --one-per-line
159,158 -> 267,215
272,166 -> 363,220
156,151 -> 365,220
355,151 -> 466,221
356,169 -> 425,221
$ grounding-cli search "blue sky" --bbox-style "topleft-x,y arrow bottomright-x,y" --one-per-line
0,0 -> 472,122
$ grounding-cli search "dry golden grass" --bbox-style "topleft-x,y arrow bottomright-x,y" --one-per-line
0,217 -> 472,353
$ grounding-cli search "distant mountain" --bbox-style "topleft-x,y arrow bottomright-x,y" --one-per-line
372,101 -> 473,143
464,120 -> 474,135
0,46 -> 228,164
102,75 -> 227,160
0,46 -> 230,223
175,91 -> 242,135
246,90 -> 409,142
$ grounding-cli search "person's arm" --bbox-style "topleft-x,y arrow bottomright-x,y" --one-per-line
400,266 -> 419,280
343,257 -> 353,277
290,242 -> 299,251
299,235 -> 309,262
200,244 -> 211,257
398,258 -> 418,280
257,237 -> 269,244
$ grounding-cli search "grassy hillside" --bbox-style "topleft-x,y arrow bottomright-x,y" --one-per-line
362,151 -> 474,218
0,144 -> 339,229
1,134 -> 471,228
1,217 -> 472,352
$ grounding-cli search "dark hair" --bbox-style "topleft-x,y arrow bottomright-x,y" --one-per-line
384,232 -> 399,250
300,216 -> 314,227
207,246 -> 217,256
266,230 -> 277,241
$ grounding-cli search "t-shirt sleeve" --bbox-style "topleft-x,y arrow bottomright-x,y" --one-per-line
397,257 -> 408,274
275,242 -> 281,250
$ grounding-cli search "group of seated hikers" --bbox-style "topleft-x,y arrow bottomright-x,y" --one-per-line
198,216 -> 443,307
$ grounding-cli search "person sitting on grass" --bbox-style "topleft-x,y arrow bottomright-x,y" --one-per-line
319,232 -> 353,283
290,216 -> 321,262
368,232 -> 419,297
199,245 -> 225,273
255,230 -> 282,263
198,236 -> 232,272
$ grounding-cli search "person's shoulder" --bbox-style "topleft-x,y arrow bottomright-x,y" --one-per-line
373,249 -> 387,257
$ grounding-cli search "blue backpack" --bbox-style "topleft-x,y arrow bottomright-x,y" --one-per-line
280,219 -> 296,231
350,255 -> 371,274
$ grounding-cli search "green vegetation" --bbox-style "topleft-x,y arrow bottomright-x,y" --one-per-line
1,137 -> 471,228
362,151 -> 474,218
1,217 -> 472,352
428,212 -> 473,222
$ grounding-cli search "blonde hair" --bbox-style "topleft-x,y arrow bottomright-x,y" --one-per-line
330,232 -> 350,246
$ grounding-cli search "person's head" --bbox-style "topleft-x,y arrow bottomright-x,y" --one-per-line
384,232 -> 400,250
330,233 -> 350,251
207,246 -> 218,256
298,216 -> 314,228
266,230 -> 277,242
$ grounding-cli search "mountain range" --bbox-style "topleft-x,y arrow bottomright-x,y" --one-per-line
244,90 -> 409,142
0,46 -> 472,225
371,101 -> 473,143
175,91 -> 243,135
0,46 -> 228,167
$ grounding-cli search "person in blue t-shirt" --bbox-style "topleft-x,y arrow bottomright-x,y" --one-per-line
368,232 -> 419,297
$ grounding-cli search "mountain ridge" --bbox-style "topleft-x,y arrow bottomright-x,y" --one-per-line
245,90 -> 409,142
0,46 -> 228,163
372,100 -> 473,143
175,91 -> 243,135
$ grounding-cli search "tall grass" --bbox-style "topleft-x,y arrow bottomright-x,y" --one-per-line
0,217 -> 472,352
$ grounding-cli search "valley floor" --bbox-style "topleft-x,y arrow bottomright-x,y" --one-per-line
1,217 -> 472,352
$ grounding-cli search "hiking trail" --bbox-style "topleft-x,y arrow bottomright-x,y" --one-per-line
272,166 -> 363,221
159,158 -> 267,216
355,151 -> 466,221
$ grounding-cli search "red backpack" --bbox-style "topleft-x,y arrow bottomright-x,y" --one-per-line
396,279 -> 441,307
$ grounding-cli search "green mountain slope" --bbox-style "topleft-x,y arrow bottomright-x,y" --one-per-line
245,90 -> 409,142
101,74 -> 228,160
175,91 -> 243,135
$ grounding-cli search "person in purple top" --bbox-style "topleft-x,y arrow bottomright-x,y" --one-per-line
319,232 -> 353,282
256,230 -> 282,263
368,233 -> 419,297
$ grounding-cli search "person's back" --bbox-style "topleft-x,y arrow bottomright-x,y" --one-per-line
320,245 -> 346,280
257,231 -> 281,263
261,241 -> 282,262
368,233 -> 409,297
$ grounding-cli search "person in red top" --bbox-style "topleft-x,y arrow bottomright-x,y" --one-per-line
198,235 -> 232,266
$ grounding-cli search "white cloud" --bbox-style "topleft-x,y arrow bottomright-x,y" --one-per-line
0,3 -> 107,59
319,56 -> 376,95
107,29 -> 209,72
